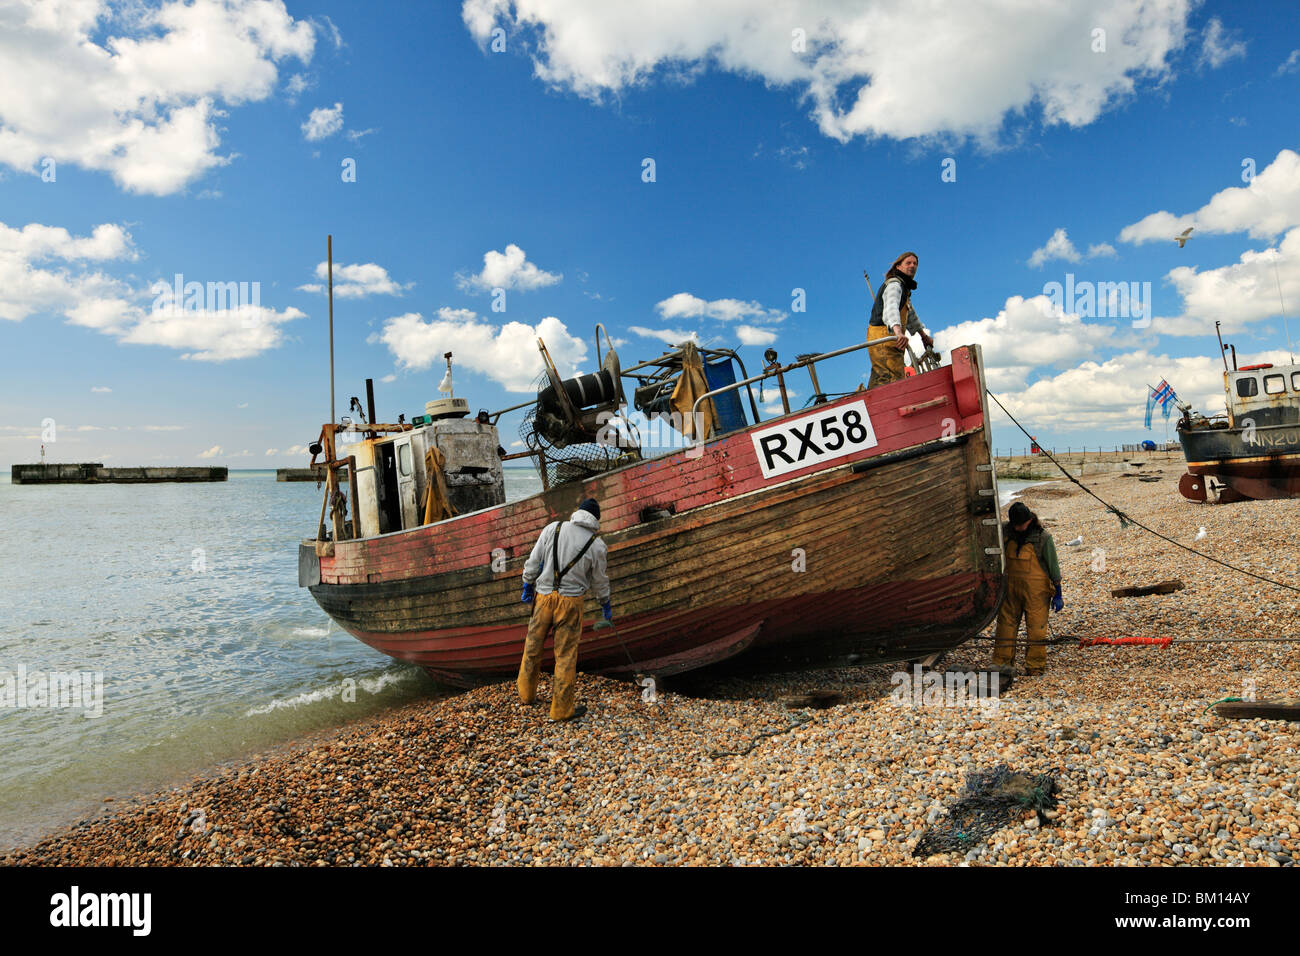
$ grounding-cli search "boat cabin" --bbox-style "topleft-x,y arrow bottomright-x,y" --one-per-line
345,408 -> 505,537
1224,362 -> 1300,428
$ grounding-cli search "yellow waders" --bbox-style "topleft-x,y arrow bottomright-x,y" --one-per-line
993,540 -> 1056,672
867,323 -> 906,389
517,591 -> 585,720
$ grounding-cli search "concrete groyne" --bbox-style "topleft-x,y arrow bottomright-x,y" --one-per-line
994,450 -> 1183,481
276,466 -> 348,482
11,464 -> 228,484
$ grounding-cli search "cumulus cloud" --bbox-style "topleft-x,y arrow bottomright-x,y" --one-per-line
298,261 -> 411,298
0,221 -> 137,324
1027,228 -> 1119,268
197,445 -> 223,459
1278,50 -> 1300,76
629,326 -> 700,345
1,217 -> 305,359
1120,149 -> 1300,243
301,102 -> 343,141
1198,17 -> 1246,68
457,244 -> 561,292
463,0 -> 1191,145
1153,228 -> 1300,336
934,294 -> 1124,391
736,325 -> 777,346
991,350 -> 1294,433
377,309 -> 587,392
655,292 -> 785,324
122,304 -> 307,360
0,0 -> 316,195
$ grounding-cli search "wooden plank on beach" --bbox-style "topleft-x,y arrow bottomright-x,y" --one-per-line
1111,579 -> 1185,598
1214,700 -> 1300,721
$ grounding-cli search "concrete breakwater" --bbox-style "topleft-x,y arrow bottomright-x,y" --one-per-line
277,466 -> 348,482
11,463 -> 227,484
995,451 -> 1183,481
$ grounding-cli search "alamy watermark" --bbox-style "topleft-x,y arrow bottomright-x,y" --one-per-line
1,666 -> 103,718
889,664 -> 1000,715
1042,273 -> 1152,328
596,406 -> 709,459
150,273 -> 262,327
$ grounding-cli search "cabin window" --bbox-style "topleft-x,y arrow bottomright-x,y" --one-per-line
398,443 -> 413,477
1292,371 -> 1300,392
1264,374 -> 1286,395
1235,376 -> 1258,398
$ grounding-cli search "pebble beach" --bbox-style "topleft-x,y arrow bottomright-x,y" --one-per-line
6,466 -> 1299,867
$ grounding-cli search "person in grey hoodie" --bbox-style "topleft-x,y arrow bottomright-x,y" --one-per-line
517,498 -> 611,720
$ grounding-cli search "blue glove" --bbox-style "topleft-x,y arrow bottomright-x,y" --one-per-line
601,600 -> 613,622
521,581 -> 535,603
1051,584 -> 1064,613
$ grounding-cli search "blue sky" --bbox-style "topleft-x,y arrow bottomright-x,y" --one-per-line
2,0 -> 1298,465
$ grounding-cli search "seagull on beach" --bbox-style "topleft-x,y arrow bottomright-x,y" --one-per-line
1064,535 -> 1083,547
1175,227 -> 1194,248
1194,526 -> 1207,541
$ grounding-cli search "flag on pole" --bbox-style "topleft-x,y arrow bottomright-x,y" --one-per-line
1145,379 -> 1179,429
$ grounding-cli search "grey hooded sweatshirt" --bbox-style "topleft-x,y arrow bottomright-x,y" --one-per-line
522,509 -> 610,601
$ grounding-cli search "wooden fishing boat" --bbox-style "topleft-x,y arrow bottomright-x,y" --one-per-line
298,335 -> 1006,685
1177,356 -> 1300,503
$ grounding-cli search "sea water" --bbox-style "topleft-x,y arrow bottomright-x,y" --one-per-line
0,467 -> 542,851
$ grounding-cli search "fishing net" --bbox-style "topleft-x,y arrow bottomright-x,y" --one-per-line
520,373 -> 636,487
912,764 -> 1058,858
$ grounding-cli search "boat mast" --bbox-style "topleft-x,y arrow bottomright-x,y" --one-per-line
328,234 -> 336,424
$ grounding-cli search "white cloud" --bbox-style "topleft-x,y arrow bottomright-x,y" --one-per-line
655,292 -> 785,324
463,0 -> 1191,145
197,445 -> 223,459
265,448 -> 278,455
457,244 -> 561,292
0,221 -> 137,325
1120,149 -> 1300,243
122,304 -> 306,360
91,386 -> 112,393
284,72 -> 311,100
1027,228 -> 1118,268
991,350 -> 1292,433
934,294 -> 1123,391
285,443 -> 309,455
1154,228 -> 1300,336
0,0 -> 316,195
1198,17 -> 1245,68
629,325 -> 700,345
736,325 -> 777,346
1278,50 -> 1300,76
380,373 -> 396,383
298,261 -> 411,298
346,127 -> 378,142
377,309 -> 587,392
302,102 -> 343,141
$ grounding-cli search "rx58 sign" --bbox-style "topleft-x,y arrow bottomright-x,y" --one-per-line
750,400 -> 878,479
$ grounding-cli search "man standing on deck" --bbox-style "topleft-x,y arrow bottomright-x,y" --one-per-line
867,251 -> 935,388
517,498 -> 611,721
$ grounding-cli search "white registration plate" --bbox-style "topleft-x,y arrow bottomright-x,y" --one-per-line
750,399 -> 878,479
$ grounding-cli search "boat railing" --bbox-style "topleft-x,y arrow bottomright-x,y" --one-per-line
690,338 -> 878,425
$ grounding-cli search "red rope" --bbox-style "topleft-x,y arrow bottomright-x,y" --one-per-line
1079,636 -> 1173,649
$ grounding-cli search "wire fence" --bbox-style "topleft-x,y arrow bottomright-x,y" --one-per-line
993,445 -> 1183,459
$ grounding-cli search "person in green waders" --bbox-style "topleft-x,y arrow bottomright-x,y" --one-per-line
517,498 -> 611,721
992,501 -> 1064,676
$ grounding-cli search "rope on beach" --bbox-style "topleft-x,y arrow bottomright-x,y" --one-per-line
706,714 -> 814,759
1079,636 -> 1173,648
987,391 -> 1300,596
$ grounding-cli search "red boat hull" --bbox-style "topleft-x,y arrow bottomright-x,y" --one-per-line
304,346 -> 1005,684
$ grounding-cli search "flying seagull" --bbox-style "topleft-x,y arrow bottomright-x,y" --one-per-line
1175,227 -> 1194,248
